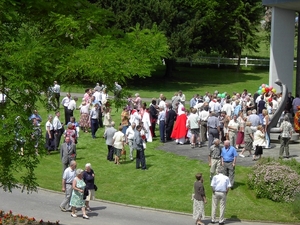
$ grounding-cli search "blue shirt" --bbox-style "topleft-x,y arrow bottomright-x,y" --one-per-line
221,146 -> 238,162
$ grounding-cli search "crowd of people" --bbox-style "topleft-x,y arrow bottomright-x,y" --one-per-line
23,80 -> 300,221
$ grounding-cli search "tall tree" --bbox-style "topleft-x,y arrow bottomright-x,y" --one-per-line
0,0 -> 169,192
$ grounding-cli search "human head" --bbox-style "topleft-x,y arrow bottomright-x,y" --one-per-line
284,115 -> 290,121
48,115 -> 53,121
257,125 -> 263,131
252,109 -> 257,114
213,139 -> 220,146
151,99 -> 157,105
224,140 -> 230,148
70,160 -> 77,170
76,168 -> 84,176
195,173 -> 203,182
136,125 -> 142,131
55,111 -> 60,117
85,163 -> 92,171
217,166 -> 225,174
131,122 -> 136,128
65,136 -> 71,143
118,125 -> 123,131
111,121 -> 115,127
67,123 -> 73,129
262,109 -> 268,116
246,121 -> 252,126
73,96 -> 78,101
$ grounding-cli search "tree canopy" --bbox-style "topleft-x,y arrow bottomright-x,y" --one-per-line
0,0 -> 169,192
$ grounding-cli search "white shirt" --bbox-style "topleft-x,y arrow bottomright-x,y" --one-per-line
61,96 -> 70,107
0,93 -> 6,102
199,110 -> 209,121
209,101 -> 215,112
126,126 -> 135,140
158,100 -> 166,110
93,91 -> 101,102
68,100 -> 76,110
53,116 -> 62,130
45,121 -> 53,131
222,103 -> 233,117
211,173 -> 231,192
53,84 -> 60,93
62,167 -> 76,183
228,119 -> 239,133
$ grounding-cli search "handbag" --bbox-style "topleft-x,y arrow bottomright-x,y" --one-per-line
94,184 -> 98,191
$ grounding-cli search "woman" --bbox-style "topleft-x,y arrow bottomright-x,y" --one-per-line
239,121 -> 253,157
252,125 -> 266,161
192,173 -> 207,225
64,123 -> 77,144
133,93 -> 142,110
279,115 -> 293,158
70,169 -> 89,219
83,163 -> 96,211
262,109 -> 271,148
121,107 -> 130,135
294,106 -> 300,133
236,111 -> 246,149
142,107 -> 152,142
45,115 -> 55,154
103,107 -> 112,131
79,100 -> 90,133
112,125 -> 125,165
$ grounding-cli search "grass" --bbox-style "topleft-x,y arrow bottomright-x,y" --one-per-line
32,66 -> 300,223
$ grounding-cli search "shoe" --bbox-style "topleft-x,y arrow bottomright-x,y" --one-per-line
59,206 -> 67,212
71,213 -> 77,218
211,221 -> 216,224
83,215 -> 89,219
239,154 -> 245,158
219,222 -> 225,225
86,207 -> 92,212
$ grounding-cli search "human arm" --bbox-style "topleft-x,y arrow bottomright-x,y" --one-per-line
72,178 -> 83,193
62,179 -> 66,192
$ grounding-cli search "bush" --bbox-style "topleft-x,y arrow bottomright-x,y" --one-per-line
248,161 -> 300,202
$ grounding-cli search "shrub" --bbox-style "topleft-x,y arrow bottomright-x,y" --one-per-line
248,161 -> 300,202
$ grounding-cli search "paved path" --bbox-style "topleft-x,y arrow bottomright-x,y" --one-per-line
0,188 -> 292,225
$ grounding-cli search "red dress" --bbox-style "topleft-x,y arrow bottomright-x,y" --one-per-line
171,114 -> 188,139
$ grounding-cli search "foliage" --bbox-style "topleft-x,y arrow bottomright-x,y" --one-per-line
0,0 -> 169,192
0,210 -> 59,225
248,160 -> 300,202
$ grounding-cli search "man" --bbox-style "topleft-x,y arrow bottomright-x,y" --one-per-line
292,94 -> 300,115
165,103 -> 177,141
221,140 -> 238,188
279,115 -> 293,159
91,95 -> 103,128
59,160 -> 77,212
130,106 -> 141,127
53,111 -> 64,150
104,121 -> 117,161
213,98 -> 221,116
61,93 -> 71,125
257,96 -> 266,124
247,109 -> 260,131
210,167 -> 231,225
149,100 -> 158,137
208,139 -> 222,180
178,90 -> 186,105
221,99 -> 233,117
207,112 -> 220,148
171,92 -> 180,110
125,122 -> 136,161
53,81 -> 61,109
67,96 -> 78,124
29,109 -> 42,126
89,103 -> 99,139
60,136 -> 76,173
189,95 -> 198,108
133,125 -> 147,170
227,115 -> 239,147
199,105 -> 210,146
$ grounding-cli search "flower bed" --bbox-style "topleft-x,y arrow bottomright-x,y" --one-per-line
0,211 -> 59,225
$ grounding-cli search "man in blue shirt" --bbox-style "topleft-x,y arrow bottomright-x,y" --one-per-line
221,140 -> 238,189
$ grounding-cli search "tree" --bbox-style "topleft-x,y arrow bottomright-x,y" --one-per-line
0,0 -> 169,192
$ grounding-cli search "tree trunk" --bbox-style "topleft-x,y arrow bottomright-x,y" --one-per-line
296,18 -> 300,96
164,58 -> 175,78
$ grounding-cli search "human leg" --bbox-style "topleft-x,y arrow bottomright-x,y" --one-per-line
136,150 -> 141,168
279,138 -> 284,158
211,192 -> 219,222
60,184 -> 72,210
219,193 -> 227,223
128,139 -> 134,160
140,149 -> 146,169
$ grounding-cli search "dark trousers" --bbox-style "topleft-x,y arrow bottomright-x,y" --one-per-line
107,145 -> 114,161
136,149 -> 146,169
66,109 -> 73,125
151,121 -> 157,137
90,119 -> 99,138
54,93 -> 60,109
208,128 -> 219,148
98,111 -> 103,128
64,106 -> 68,125
166,123 -> 174,140
54,128 -> 63,150
159,120 -> 165,142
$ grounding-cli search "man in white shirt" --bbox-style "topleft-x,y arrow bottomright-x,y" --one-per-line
53,111 -> 64,150
221,99 -> 233,117
178,90 -> 186,105
227,115 -> 239,147
67,96 -> 78,124
199,105 -> 210,145
93,89 -> 102,102
61,93 -> 71,125
211,166 -> 231,225
126,122 -> 136,161
53,81 -> 61,109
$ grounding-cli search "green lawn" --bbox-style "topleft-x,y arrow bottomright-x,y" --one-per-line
35,66 -> 300,222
